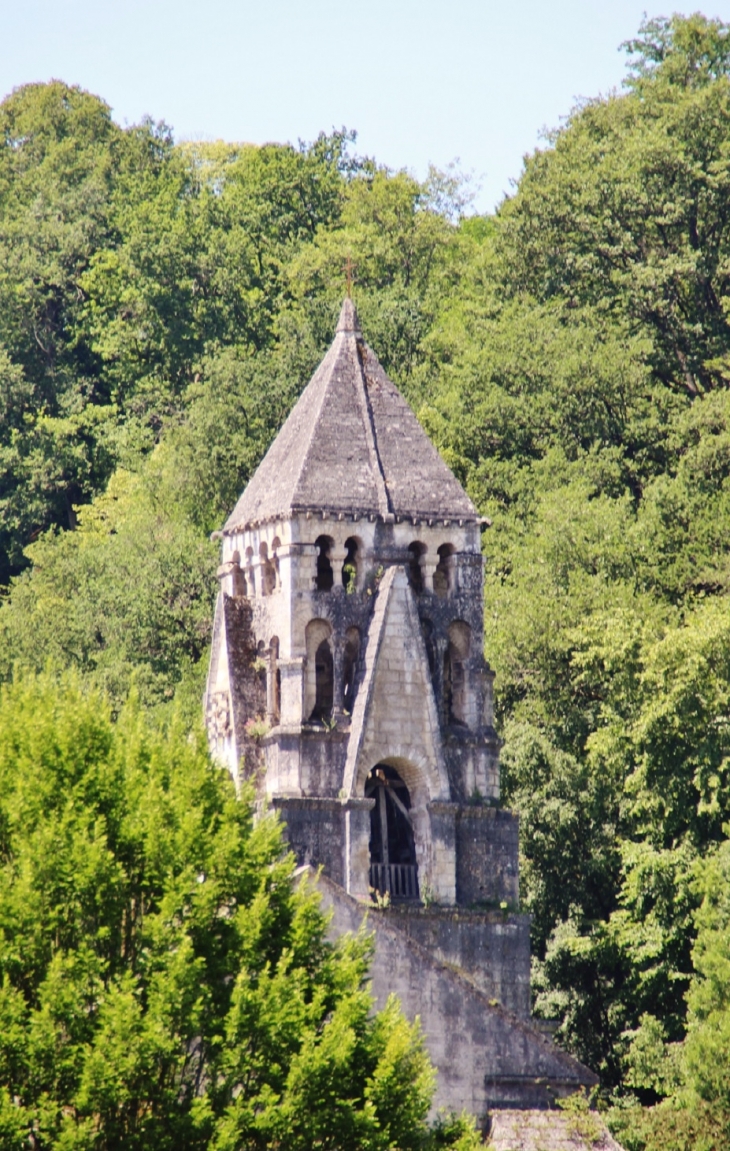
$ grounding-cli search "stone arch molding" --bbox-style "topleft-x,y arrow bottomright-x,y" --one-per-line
356,749 -> 435,810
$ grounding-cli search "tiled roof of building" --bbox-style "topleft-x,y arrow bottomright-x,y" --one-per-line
223,298 -> 478,532
489,1110 -> 625,1151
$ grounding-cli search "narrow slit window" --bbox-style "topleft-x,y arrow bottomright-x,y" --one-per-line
434,544 -> 454,598
342,537 -> 359,591
444,621 -> 471,727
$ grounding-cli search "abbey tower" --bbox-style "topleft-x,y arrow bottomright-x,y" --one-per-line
205,299 -> 595,1120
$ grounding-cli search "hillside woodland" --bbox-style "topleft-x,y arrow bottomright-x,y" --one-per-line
2,13 -> 730,1149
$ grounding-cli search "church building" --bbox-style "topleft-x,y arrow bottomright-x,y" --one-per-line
204,298 -> 596,1122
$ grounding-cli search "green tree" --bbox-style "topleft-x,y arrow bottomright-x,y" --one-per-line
0,673 -> 478,1150
606,839 -> 730,1150
0,78 -> 357,581
0,470 -> 217,717
0,82 -> 123,580
496,15 -> 730,398
288,166 -> 459,385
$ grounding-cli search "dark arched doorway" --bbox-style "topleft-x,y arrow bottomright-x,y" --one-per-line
365,764 -> 419,901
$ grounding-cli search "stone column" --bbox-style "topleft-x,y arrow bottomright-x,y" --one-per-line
344,797 -> 376,900
266,643 -> 281,724
216,557 -> 246,598
422,554 -> 438,594
426,801 -> 458,905
244,557 -> 256,598
332,634 -> 346,724
278,657 -> 305,726
330,545 -> 348,590
274,544 -> 294,599
296,543 -> 319,593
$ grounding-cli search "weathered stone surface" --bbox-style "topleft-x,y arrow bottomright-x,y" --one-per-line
204,592 -> 267,784
455,805 -> 520,906
343,567 -> 448,799
387,902 -> 532,1016
272,796 -> 346,886
315,873 -> 597,1122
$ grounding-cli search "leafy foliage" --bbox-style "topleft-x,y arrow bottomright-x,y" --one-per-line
0,673 -> 477,1150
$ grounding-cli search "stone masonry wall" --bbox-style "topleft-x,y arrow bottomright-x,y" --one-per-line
221,594 -> 267,787
273,797 -> 346,887
455,806 -> 520,907
315,872 -> 597,1123
388,904 -> 531,1017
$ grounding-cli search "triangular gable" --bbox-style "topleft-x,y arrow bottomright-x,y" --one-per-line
342,566 -> 450,803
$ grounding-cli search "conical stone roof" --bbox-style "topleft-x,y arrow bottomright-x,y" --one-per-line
224,299 -> 478,533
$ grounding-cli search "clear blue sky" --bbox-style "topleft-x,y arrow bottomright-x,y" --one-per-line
2,1 -> 730,211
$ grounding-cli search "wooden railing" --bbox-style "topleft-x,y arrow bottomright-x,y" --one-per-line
369,862 -> 419,902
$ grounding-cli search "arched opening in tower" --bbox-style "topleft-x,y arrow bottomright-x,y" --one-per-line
407,542 -> 425,594
314,535 -> 334,592
342,536 -> 360,591
434,543 -> 455,598
312,638 -> 334,721
365,764 -> 419,901
259,542 -> 277,596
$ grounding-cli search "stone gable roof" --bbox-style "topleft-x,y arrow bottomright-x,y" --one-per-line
342,565 -> 450,804
223,299 -> 478,532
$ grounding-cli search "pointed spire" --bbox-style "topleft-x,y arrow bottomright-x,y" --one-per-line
222,302 -> 478,532
336,296 -> 362,335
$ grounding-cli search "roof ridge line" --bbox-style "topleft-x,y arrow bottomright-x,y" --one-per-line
353,340 -> 393,520
291,337 -> 342,505
341,565 -> 396,797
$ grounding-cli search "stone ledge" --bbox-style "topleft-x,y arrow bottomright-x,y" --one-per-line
270,795 -> 342,811
386,904 -> 531,927
456,803 -> 517,822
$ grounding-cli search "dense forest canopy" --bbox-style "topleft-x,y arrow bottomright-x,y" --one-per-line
3,11 -> 730,1149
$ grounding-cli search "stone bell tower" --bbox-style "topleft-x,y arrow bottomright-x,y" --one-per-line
205,299 -> 596,1120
